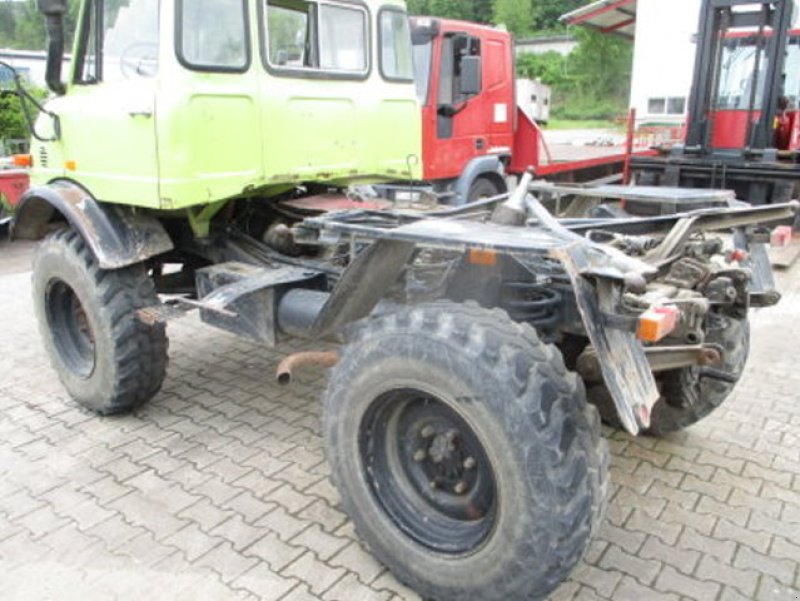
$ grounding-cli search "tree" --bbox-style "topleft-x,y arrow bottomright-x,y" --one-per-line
492,0 -> 534,39
0,0 -> 80,51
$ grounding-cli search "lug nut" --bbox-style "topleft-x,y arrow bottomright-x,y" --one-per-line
413,450 -> 427,462
463,457 -> 476,470
429,480 -> 438,490
454,481 -> 468,495
421,426 -> 436,439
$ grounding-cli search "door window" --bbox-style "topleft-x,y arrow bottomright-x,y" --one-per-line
76,0 -> 159,83
179,0 -> 250,71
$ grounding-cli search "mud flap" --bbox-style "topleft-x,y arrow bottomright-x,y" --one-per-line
553,244 -> 659,435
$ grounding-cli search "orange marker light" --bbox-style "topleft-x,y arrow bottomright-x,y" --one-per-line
468,248 -> 498,267
64,160 -> 77,171
12,154 -> 32,168
637,306 -> 680,343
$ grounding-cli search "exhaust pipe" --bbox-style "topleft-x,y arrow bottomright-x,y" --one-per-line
37,0 -> 68,95
276,351 -> 339,385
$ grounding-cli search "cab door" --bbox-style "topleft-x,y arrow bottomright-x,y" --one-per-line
62,0 -> 160,208
433,32 -> 488,176
156,0 -> 263,210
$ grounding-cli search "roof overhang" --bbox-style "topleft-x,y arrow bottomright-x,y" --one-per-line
560,0 -> 637,41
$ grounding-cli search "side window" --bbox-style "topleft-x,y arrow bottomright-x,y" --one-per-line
179,0 -> 249,71
438,33 -> 481,107
379,8 -> 413,81
264,0 -> 369,77
267,4 -> 313,67
76,0 -> 159,84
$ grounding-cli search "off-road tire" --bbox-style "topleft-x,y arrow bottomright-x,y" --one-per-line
467,176 -> 505,201
32,228 -> 168,414
323,302 -> 608,601
590,312 -> 749,436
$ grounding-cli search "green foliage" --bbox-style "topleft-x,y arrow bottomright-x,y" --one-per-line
407,0 -> 493,23
0,86 -> 47,146
492,0 -> 534,38
516,27 -> 633,122
0,0 -> 81,50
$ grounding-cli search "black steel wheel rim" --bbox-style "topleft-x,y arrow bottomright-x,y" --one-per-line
45,279 -> 96,379
359,389 -> 498,555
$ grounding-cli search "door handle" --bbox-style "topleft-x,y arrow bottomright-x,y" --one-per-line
129,110 -> 153,118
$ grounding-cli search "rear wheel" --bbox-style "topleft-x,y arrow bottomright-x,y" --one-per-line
590,312 -> 749,436
323,302 -> 608,601
32,228 -> 168,414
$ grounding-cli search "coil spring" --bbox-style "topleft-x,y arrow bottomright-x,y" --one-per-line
500,282 -> 562,331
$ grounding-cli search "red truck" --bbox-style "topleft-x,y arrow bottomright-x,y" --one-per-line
0,168 -> 29,225
409,17 -> 639,204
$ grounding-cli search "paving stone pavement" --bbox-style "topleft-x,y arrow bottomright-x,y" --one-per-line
1,236 -> 799,601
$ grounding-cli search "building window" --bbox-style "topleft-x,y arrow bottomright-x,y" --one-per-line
648,97 -> 666,114
667,97 -> 686,114
649,97 -> 687,115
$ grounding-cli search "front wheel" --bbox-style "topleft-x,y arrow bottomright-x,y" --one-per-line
323,302 -> 608,601
32,228 -> 168,414
467,176 -> 505,202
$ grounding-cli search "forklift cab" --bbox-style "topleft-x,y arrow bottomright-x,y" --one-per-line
31,0 -> 421,211
687,0 -> 799,154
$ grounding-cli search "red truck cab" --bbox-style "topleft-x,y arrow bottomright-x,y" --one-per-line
411,17 -> 516,199
410,17 -> 634,204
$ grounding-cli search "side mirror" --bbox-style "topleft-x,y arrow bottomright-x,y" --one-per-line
459,55 -> 481,96
37,0 -> 68,15
37,0 -> 68,95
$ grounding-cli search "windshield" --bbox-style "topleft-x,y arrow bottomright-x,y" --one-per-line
784,36 -> 800,107
716,36 -> 769,110
412,40 -> 432,104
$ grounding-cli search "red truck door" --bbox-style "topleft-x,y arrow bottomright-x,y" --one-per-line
422,27 -> 514,181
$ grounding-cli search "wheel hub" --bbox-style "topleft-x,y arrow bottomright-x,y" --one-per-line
360,389 -> 497,554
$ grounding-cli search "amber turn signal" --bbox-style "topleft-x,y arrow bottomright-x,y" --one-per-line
468,248 -> 498,267
637,306 -> 679,343
12,154 -> 33,168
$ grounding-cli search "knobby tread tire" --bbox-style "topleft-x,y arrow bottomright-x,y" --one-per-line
32,228 -> 168,414
323,301 -> 608,601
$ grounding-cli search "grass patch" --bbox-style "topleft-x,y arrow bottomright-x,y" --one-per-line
544,119 -> 623,131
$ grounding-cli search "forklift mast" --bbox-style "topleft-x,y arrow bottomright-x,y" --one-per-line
686,0 -> 795,153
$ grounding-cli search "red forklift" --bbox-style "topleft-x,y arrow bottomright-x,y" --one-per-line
631,0 -> 800,213
405,17 -> 642,204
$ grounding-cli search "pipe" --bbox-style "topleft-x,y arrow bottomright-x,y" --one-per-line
37,1 -> 68,95
276,351 -> 339,385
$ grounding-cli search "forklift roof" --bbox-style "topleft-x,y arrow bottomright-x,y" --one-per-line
560,0 -> 637,40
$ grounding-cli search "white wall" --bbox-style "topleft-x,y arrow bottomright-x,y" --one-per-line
630,0 -> 702,125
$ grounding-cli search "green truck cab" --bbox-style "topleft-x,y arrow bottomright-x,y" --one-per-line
30,0 -> 421,211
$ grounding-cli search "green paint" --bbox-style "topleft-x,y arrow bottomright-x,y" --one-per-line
186,199 -> 229,238
29,0 -> 422,211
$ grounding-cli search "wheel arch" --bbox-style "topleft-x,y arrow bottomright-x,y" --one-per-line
452,156 -> 507,205
12,180 -> 174,270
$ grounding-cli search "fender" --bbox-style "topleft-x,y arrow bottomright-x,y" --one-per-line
452,155 -> 506,206
12,180 -> 173,270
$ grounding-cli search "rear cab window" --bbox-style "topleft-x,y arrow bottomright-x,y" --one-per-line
262,0 -> 370,79
379,7 -> 414,82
